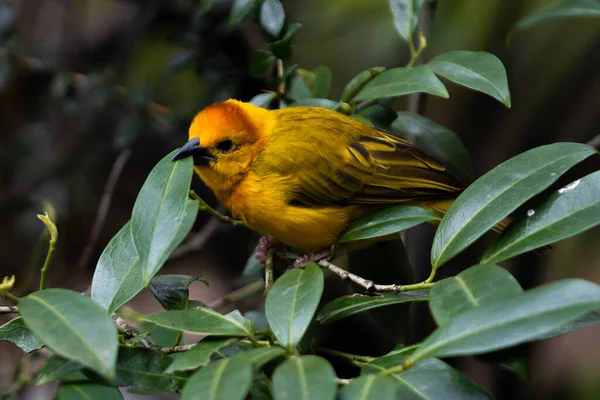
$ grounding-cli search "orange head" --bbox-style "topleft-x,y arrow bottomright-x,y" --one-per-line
172,99 -> 271,196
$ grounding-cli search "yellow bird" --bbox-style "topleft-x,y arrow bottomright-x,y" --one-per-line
172,99 -> 467,261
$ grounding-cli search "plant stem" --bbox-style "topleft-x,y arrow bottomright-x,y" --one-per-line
189,191 -> 244,226
264,248 -> 275,294
406,33 -> 427,68
2,293 -> 19,304
248,334 -> 260,348
207,279 -> 264,311
0,305 -> 18,313
39,244 -> 55,290
314,346 -> 374,364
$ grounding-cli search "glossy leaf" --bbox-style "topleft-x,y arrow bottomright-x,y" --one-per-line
115,347 -> 186,394
181,356 -> 253,400
250,50 -> 276,78
428,51 -> 511,107
411,279 -> 600,363
260,0 -> 285,37
291,99 -> 339,109
340,374 -> 400,400
354,66 -> 448,102
265,263 -> 324,350
268,23 -> 302,59
19,289 -> 118,379
165,338 -> 231,373
388,0 -> 425,42
431,142 -> 596,268
313,66 -> 332,98
363,348 -> 492,399
36,355 -> 85,385
513,0 -> 600,34
144,307 -> 254,337
339,205 -> 441,243
237,249 -> 264,283
251,375 -> 274,400
536,311 -> 600,340
91,221 -> 142,313
318,291 -> 428,324
393,111 -> 474,181
250,92 -> 277,109
430,264 -> 523,326
341,67 -> 386,102
55,383 -> 123,400
272,356 -> 337,400
132,150 -> 197,284
230,0 -> 257,25
0,317 -> 43,353
149,274 -> 208,310
483,170 -> 600,264
239,346 -> 287,369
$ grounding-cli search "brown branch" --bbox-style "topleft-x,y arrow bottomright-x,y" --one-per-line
77,149 -> 131,269
277,59 -> 286,95
0,305 -> 18,314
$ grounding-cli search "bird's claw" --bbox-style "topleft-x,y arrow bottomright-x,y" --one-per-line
255,235 -> 283,264
293,248 -> 331,268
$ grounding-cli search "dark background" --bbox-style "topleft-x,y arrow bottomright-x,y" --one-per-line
1,0 -> 599,398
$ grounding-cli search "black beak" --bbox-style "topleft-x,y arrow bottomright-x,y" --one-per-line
172,137 -> 216,165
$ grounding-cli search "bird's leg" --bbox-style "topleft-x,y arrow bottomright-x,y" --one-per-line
255,235 -> 284,264
293,248 -> 333,268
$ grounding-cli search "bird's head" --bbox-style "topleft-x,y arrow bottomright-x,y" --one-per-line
172,99 -> 271,194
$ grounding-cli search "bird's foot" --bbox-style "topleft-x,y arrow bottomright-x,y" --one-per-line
255,235 -> 284,264
293,248 -> 332,268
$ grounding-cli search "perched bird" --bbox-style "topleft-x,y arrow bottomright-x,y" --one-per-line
172,99 -> 479,263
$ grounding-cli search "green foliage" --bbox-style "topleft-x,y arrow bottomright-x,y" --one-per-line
1,1 -> 600,399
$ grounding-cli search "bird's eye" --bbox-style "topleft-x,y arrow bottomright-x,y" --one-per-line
216,139 -> 234,153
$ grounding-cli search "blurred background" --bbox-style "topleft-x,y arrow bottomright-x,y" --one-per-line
1,0 -> 599,398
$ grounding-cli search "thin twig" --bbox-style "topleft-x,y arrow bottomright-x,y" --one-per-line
77,149 -> 131,269
0,305 -> 18,313
587,132 -> 600,149
277,59 -> 286,95
264,248 -> 275,294
207,280 -> 265,311
355,99 -> 379,113
189,191 -> 244,226
314,346 -> 374,365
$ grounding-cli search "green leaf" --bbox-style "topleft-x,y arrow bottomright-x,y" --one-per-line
429,264 -> 523,326
351,114 -> 375,127
250,92 -> 277,109
313,66 -> 332,98
291,99 -> 340,109
91,221 -> 142,313
388,0 -> 425,42
428,51 -> 511,107
340,374 -> 400,400
132,151 -> 197,284
536,311 -> 600,341
239,346 -> 287,369
341,67 -> 386,103
250,50 -> 276,78
230,0 -> 258,25
363,348 -> 492,399
36,355 -> 85,385
318,291 -> 428,325
268,23 -> 302,59
144,307 -> 254,337
354,66 -> 448,102
19,289 -> 118,379
137,321 -> 183,347
411,279 -> 600,363
431,142 -> 596,268
272,356 -> 337,400
165,338 -> 231,373
0,317 -> 43,353
251,375 -> 274,400
181,356 -> 253,400
115,347 -> 186,394
265,263 -> 324,350
392,112 -> 475,181
149,274 -> 208,310
55,383 -> 123,400
513,0 -> 600,34
339,205 -> 441,243
260,0 -> 285,37
483,170 -> 600,264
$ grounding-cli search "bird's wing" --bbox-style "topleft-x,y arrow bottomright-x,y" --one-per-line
260,115 -> 465,207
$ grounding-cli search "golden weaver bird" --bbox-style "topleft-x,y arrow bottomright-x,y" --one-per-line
172,99 -> 480,264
